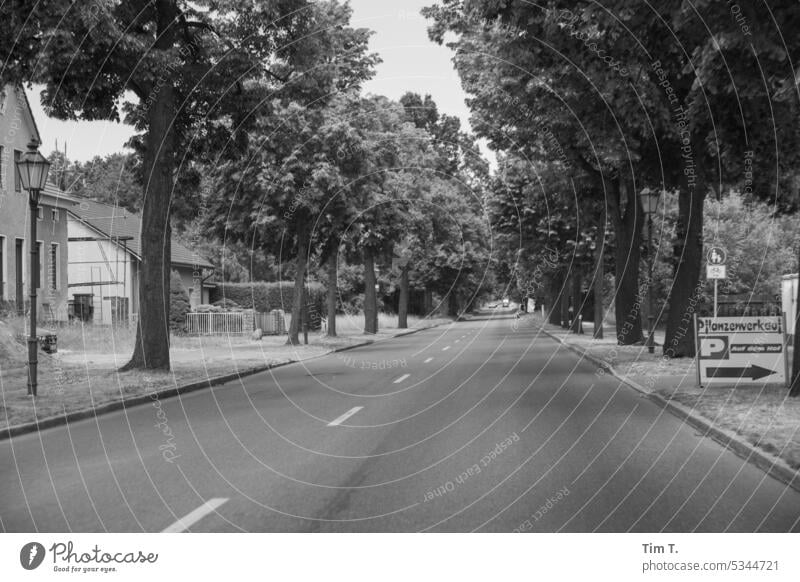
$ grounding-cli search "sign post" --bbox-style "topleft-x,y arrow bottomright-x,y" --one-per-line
706,247 -> 727,317
695,315 -> 788,388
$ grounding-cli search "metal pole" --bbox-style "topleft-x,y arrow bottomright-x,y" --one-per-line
713,279 -> 718,318
27,194 -> 39,397
647,215 -> 655,354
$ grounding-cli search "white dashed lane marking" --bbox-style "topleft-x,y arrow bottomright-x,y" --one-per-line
393,374 -> 411,384
442,346 -> 451,351
424,357 -> 433,363
162,498 -> 228,533
328,406 -> 364,427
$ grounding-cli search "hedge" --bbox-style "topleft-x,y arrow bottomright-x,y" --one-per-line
210,281 -> 326,316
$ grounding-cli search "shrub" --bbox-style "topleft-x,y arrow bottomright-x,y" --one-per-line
0,299 -> 19,318
211,298 -> 242,311
169,271 -> 192,332
211,281 -> 325,316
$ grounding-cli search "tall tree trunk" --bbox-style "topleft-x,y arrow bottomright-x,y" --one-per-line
448,291 -> 459,317
398,265 -> 409,329
363,247 -> 377,334
570,267 -> 582,333
663,164 -> 705,357
610,177 -> 644,345
560,276 -> 570,328
791,249 -> 800,396
424,287 -> 433,314
547,274 -> 562,325
326,251 -> 337,337
593,249 -> 604,339
121,8 -> 175,371
287,216 -> 309,345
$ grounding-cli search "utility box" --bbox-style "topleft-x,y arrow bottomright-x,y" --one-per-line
38,330 -> 58,354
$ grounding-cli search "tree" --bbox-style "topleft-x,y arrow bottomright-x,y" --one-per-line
425,0 -> 800,354
48,152 -> 142,213
1,0 -> 376,369
424,1 -> 651,343
207,93 -> 382,344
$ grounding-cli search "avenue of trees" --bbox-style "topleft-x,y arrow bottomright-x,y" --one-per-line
6,0 -> 800,396
3,0 -> 493,363
424,0 -> 800,371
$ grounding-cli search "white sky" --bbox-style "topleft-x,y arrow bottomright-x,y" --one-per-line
26,0 -> 475,162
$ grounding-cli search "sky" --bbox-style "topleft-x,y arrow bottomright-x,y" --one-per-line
26,0 -> 475,163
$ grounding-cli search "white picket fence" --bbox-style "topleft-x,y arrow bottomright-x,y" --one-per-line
186,312 -> 246,335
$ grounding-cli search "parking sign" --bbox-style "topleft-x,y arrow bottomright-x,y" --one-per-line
695,315 -> 788,387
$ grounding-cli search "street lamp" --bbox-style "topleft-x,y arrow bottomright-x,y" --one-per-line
16,139 -> 51,397
639,188 -> 661,354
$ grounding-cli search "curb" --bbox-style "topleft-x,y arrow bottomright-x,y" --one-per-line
537,323 -> 800,494
0,321 -> 451,442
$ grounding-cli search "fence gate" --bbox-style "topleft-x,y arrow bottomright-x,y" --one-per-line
186,312 -> 246,335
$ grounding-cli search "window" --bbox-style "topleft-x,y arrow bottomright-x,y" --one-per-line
51,208 -> 59,222
0,145 -> 4,189
37,206 -> 42,220
14,149 -> 21,192
49,243 -> 59,291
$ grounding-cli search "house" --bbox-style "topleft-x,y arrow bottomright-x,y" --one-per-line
0,85 -> 71,321
66,199 -> 215,325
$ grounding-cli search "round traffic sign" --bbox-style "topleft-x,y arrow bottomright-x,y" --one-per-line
707,246 -> 727,265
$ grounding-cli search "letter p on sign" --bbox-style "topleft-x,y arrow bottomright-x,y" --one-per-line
700,336 -> 729,359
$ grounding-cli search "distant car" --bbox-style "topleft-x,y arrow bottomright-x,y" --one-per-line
487,302 -> 498,308
502,298 -> 510,307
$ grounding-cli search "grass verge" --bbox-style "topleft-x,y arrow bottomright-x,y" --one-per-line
0,314 -> 451,431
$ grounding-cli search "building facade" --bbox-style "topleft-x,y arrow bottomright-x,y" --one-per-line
0,85 -> 70,321
67,199 -> 214,325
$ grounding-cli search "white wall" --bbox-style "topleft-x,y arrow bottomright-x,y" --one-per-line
67,217 -> 135,325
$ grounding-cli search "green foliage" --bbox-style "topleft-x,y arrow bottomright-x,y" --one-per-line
169,271 -> 191,332
211,282 -> 326,315
651,190 -> 799,311
48,151 -> 142,214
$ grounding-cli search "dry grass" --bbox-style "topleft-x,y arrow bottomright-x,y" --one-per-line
0,313 -> 451,431
662,383 -> 800,470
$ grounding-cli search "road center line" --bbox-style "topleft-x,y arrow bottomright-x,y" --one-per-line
424,357 -> 433,363
393,373 -> 411,384
162,498 -> 228,533
328,406 -> 364,427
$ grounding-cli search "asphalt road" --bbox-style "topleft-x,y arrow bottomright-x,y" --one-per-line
2,312 -> 799,532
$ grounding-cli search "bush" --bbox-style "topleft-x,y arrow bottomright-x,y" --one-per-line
0,299 -> 19,318
211,298 -> 242,311
211,281 -> 325,316
169,271 -> 191,332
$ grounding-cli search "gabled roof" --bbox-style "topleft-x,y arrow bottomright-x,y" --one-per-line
18,86 -> 42,145
41,183 -> 81,207
67,198 -> 214,269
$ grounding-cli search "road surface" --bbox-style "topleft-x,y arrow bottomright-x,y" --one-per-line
2,313 -> 799,532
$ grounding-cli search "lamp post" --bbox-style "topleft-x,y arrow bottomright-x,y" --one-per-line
638,188 -> 661,355
15,140 -> 51,397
